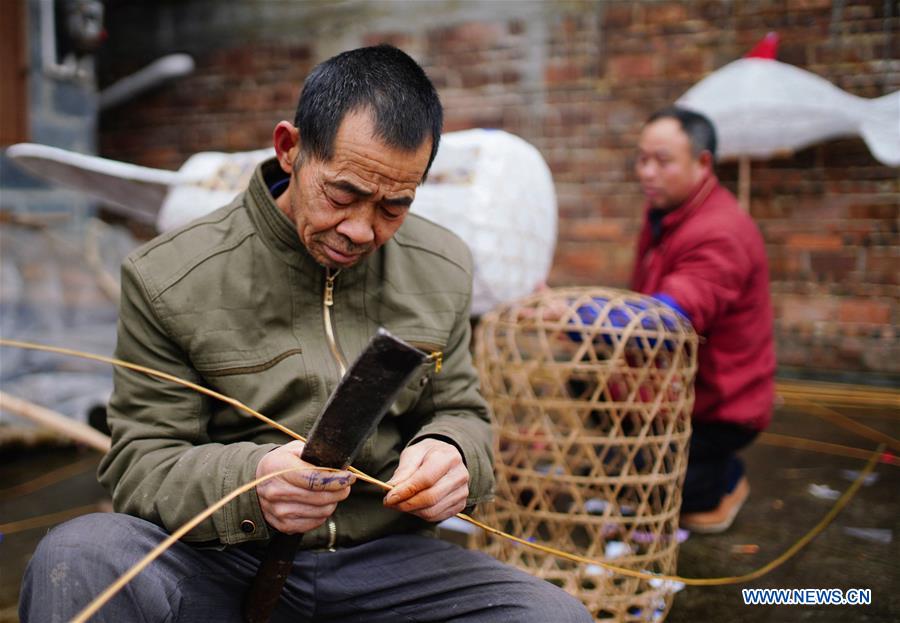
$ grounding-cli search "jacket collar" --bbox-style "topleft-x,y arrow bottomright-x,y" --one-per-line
246,158 -> 368,284
646,173 -> 718,242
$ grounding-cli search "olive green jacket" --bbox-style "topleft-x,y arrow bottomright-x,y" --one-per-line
98,159 -> 494,548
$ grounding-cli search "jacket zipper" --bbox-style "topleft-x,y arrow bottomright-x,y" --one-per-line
319,272 -> 443,550
323,267 -> 346,550
323,268 -> 349,377
409,342 -> 444,374
326,517 -> 337,552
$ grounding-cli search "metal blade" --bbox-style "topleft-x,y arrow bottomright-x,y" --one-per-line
300,328 -> 427,469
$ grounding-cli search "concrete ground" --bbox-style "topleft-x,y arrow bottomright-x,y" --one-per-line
1,399 -> 897,622
668,401 -> 898,623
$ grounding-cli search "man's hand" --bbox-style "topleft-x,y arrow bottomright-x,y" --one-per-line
255,440 -> 355,534
383,438 -> 469,522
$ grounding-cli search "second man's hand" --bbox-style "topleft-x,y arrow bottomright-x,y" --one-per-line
383,438 -> 469,522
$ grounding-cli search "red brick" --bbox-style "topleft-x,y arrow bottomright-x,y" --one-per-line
865,249 -> 900,285
560,219 -> 626,242
786,234 -> 843,251
665,49 -> 707,77
787,0 -> 833,10
776,295 -> 838,326
696,0 -> 730,22
460,68 -> 493,89
837,299 -> 893,325
544,61 -> 582,84
768,248 -> 808,280
550,243 -> 633,286
608,54 -> 659,80
809,251 -> 858,281
500,69 -> 521,84
433,21 -> 505,52
645,3 -> 689,25
847,203 -> 899,220
604,4 -> 634,28
363,32 -> 414,48
551,248 -> 606,279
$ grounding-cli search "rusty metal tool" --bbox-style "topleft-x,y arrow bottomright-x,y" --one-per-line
242,328 -> 427,623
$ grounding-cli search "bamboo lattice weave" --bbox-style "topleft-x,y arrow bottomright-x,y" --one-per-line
474,287 -> 699,622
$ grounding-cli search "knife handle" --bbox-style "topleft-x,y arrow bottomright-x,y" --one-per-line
242,530 -> 302,623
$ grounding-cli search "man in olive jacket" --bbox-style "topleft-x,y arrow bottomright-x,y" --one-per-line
20,46 -> 591,622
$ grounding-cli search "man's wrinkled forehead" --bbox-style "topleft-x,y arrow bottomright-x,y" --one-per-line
306,109 -> 431,181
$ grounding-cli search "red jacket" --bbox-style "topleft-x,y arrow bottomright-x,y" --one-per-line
630,175 -> 775,431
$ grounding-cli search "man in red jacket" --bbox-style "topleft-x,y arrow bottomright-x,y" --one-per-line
630,106 -> 775,533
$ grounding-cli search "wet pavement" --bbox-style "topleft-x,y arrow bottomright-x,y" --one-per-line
668,400 -> 898,623
0,400 -> 897,622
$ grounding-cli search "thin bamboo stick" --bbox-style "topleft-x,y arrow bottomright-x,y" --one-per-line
0,391 -> 111,453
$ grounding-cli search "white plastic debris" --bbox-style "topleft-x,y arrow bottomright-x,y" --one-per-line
585,498 -> 609,514
840,469 -> 880,486
648,577 -> 686,594
604,541 -> 631,560
437,516 -> 478,535
808,483 -> 841,500
584,564 -> 611,577
842,527 -> 892,544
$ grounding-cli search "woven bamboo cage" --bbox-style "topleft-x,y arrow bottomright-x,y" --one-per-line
474,287 -> 698,622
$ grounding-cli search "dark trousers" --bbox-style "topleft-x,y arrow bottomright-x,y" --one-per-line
682,421 -> 759,513
20,513 -> 592,623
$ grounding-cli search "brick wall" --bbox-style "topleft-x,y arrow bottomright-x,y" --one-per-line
97,0 -> 899,380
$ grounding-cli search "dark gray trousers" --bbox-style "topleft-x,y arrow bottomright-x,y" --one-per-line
20,513 -> 592,622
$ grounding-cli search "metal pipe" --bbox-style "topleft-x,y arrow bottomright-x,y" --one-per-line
99,54 -> 195,110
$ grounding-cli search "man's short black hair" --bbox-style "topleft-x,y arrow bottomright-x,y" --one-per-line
647,106 -> 717,159
293,45 -> 443,178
